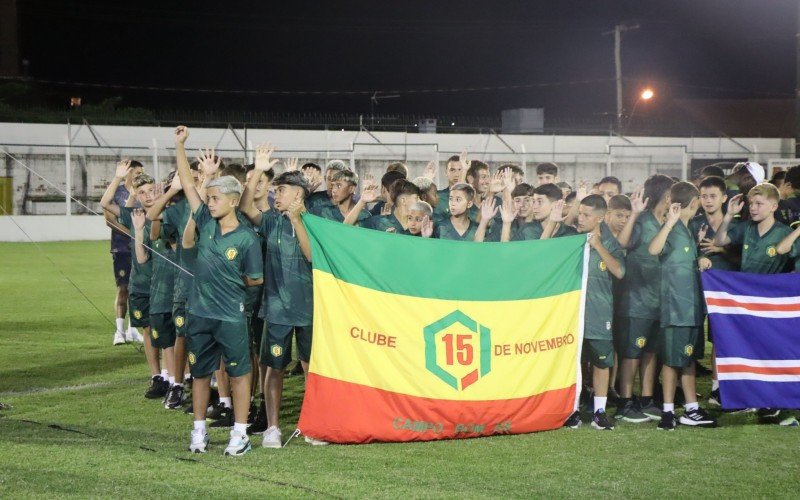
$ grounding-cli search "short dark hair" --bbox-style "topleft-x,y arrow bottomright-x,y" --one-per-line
785,165 -> 800,190
381,170 -> 406,189
450,182 -> 476,201
302,162 -> 322,172
565,191 -> 577,203
533,183 -> 563,202
245,164 -> 275,182
221,163 -> 247,185
608,194 -> 632,211
770,170 -> 787,186
389,179 -> 421,204
500,164 -> 524,177
189,160 -> 200,171
670,181 -> 700,208
446,155 -> 460,164
700,165 -> 726,179
466,160 -> 489,182
580,194 -> 607,213
273,171 -> 310,199
386,162 -> 409,177
511,183 -> 534,198
598,176 -> 623,193
643,174 -> 676,210
698,175 -> 726,193
536,162 -> 558,176
129,160 -> 144,170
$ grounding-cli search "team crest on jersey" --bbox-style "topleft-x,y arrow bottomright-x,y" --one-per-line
188,352 -> 196,365
151,329 -> 159,340
175,316 -> 185,328
767,246 -> 777,257
599,261 -> 607,272
684,344 -> 694,356
635,337 -> 647,348
133,310 -> 142,320
744,244 -> 749,250
271,344 -> 283,357
118,269 -> 126,277
225,247 -> 238,260
684,247 -> 690,253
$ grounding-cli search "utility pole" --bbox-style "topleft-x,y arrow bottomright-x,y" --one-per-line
604,23 -> 639,132
0,0 -> 20,77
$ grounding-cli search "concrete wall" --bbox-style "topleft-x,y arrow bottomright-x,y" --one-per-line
0,215 -> 109,242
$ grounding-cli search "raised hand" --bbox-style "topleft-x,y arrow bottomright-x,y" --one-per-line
114,159 -> 131,180
132,208 -> 146,231
154,182 -> 165,198
550,199 -> 567,223
285,157 -> 299,172
699,238 -> 722,255
174,125 -> 189,145
196,148 -> 221,177
421,215 -> 434,238
727,193 -> 744,215
304,169 -> 323,192
499,200 -> 518,223
502,167 -> 515,192
697,223 -> 708,243
169,171 -> 183,192
666,202 -> 682,226
480,196 -> 498,221
576,181 -> 590,202
380,201 -> 393,216
630,189 -> 648,214
458,149 -> 470,175
255,143 -> 278,172
360,183 -> 379,203
423,160 -> 437,181
286,196 -> 305,220
489,169 -> 505,193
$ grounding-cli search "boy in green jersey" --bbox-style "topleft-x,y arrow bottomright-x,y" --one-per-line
648,182 -> 716,430
101,160 -> 168,399
559,195 -> 626,430
437,183 -> 482,241
175,126 -> 264,456
316,169 -> 371,224
614,174 -> 675,422
434,153 -> 468,220
354,179 -> 421,233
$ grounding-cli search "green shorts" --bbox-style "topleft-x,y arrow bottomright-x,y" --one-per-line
658,326 -> 702,368
128,293 -> 150,328
249,314 -> 264,356
261,323 -> 312,370
150,312 -> 176,349
186,314 -> 252,378
614,316 -> 660,359
172,302 -> 188,338
582,339 -> 615,369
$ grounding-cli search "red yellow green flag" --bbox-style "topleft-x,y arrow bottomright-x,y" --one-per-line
297,214 -> 588,443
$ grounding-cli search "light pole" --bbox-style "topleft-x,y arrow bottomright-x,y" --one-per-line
623,88 -> 654,134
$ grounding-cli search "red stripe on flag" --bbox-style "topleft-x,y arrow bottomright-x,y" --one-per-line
297,373 -> 575,444
717,364 -> 800,375
706,297 -> 800,312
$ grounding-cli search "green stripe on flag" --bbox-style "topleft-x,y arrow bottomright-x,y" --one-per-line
302,213 -> 585,301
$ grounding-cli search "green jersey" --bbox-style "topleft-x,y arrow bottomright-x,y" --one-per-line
434,187 -> 452,219
162,198 -> 192,305
189,204 -> 263,322
148,234 -> 177,315
727,219 -> 795,274
585,223 -> 626,340
618,211 -> 662,320
511,220 -> 543,241
317,204 -> 371,224
119,206 -> 153,296
305,191 -> 333,214
360,213 -> 406,233
436,217 -> 479,241
687,213 -> 739,271
259,211 -> 313,326
659,221 -> 703,327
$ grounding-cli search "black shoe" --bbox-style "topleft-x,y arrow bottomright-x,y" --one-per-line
165,385 -> 185,410
247,402 -> 258,425
249,398 -> 268,434
757,408 -> 781,420
679,407 -> 718,428
657,411 -> 676,431
145,376 -> 169,399
591,410 -> 614,430
290,362 -> 304,376
206,402 -> 227,420
563,411 -> 582,429
209,406 -> 233,428
695,362 -> 713,377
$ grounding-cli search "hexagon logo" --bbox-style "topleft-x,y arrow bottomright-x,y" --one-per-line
424,310 -> 491,391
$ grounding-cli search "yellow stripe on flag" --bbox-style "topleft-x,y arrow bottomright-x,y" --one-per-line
310,269 -> 581,401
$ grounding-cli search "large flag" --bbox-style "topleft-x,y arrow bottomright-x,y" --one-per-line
702,269 -> 800,410
297,214 -> 588,444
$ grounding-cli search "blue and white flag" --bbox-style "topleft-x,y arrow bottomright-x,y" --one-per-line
702,269 -> 800,410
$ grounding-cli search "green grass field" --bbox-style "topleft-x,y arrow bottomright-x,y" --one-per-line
1,241 -> 798,498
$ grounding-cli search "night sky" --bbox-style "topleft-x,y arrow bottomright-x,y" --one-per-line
14,0 -> 800,119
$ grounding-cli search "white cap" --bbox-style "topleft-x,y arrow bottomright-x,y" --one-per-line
745,162 -> 766,184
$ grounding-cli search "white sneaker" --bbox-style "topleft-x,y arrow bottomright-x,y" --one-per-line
262,426 -> 282,448
113,330 -> 127,346
224,430 -> 251,456
189,429 -> 209,453
304,435 -> 329,446
128,327 -> 144,343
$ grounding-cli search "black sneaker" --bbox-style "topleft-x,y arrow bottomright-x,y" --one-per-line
679,408 -> 718,427
616,400 -> 650,423
591,410 -> 614,430
657,411 -> 676,431
757,408 -> 781,419
247,402 -> 258,425
206,402 -> 228,420
249,398 -> 268,434
708,389 -> 721,407
563,411 -> 582,429
637,398 -> 662,421
695,362 -> 713,377
145,376 -> 169,399
165,385 -> 185,410
209,406 -> 233,428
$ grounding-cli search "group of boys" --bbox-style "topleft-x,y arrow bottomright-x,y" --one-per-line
100,127 -> 800,456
